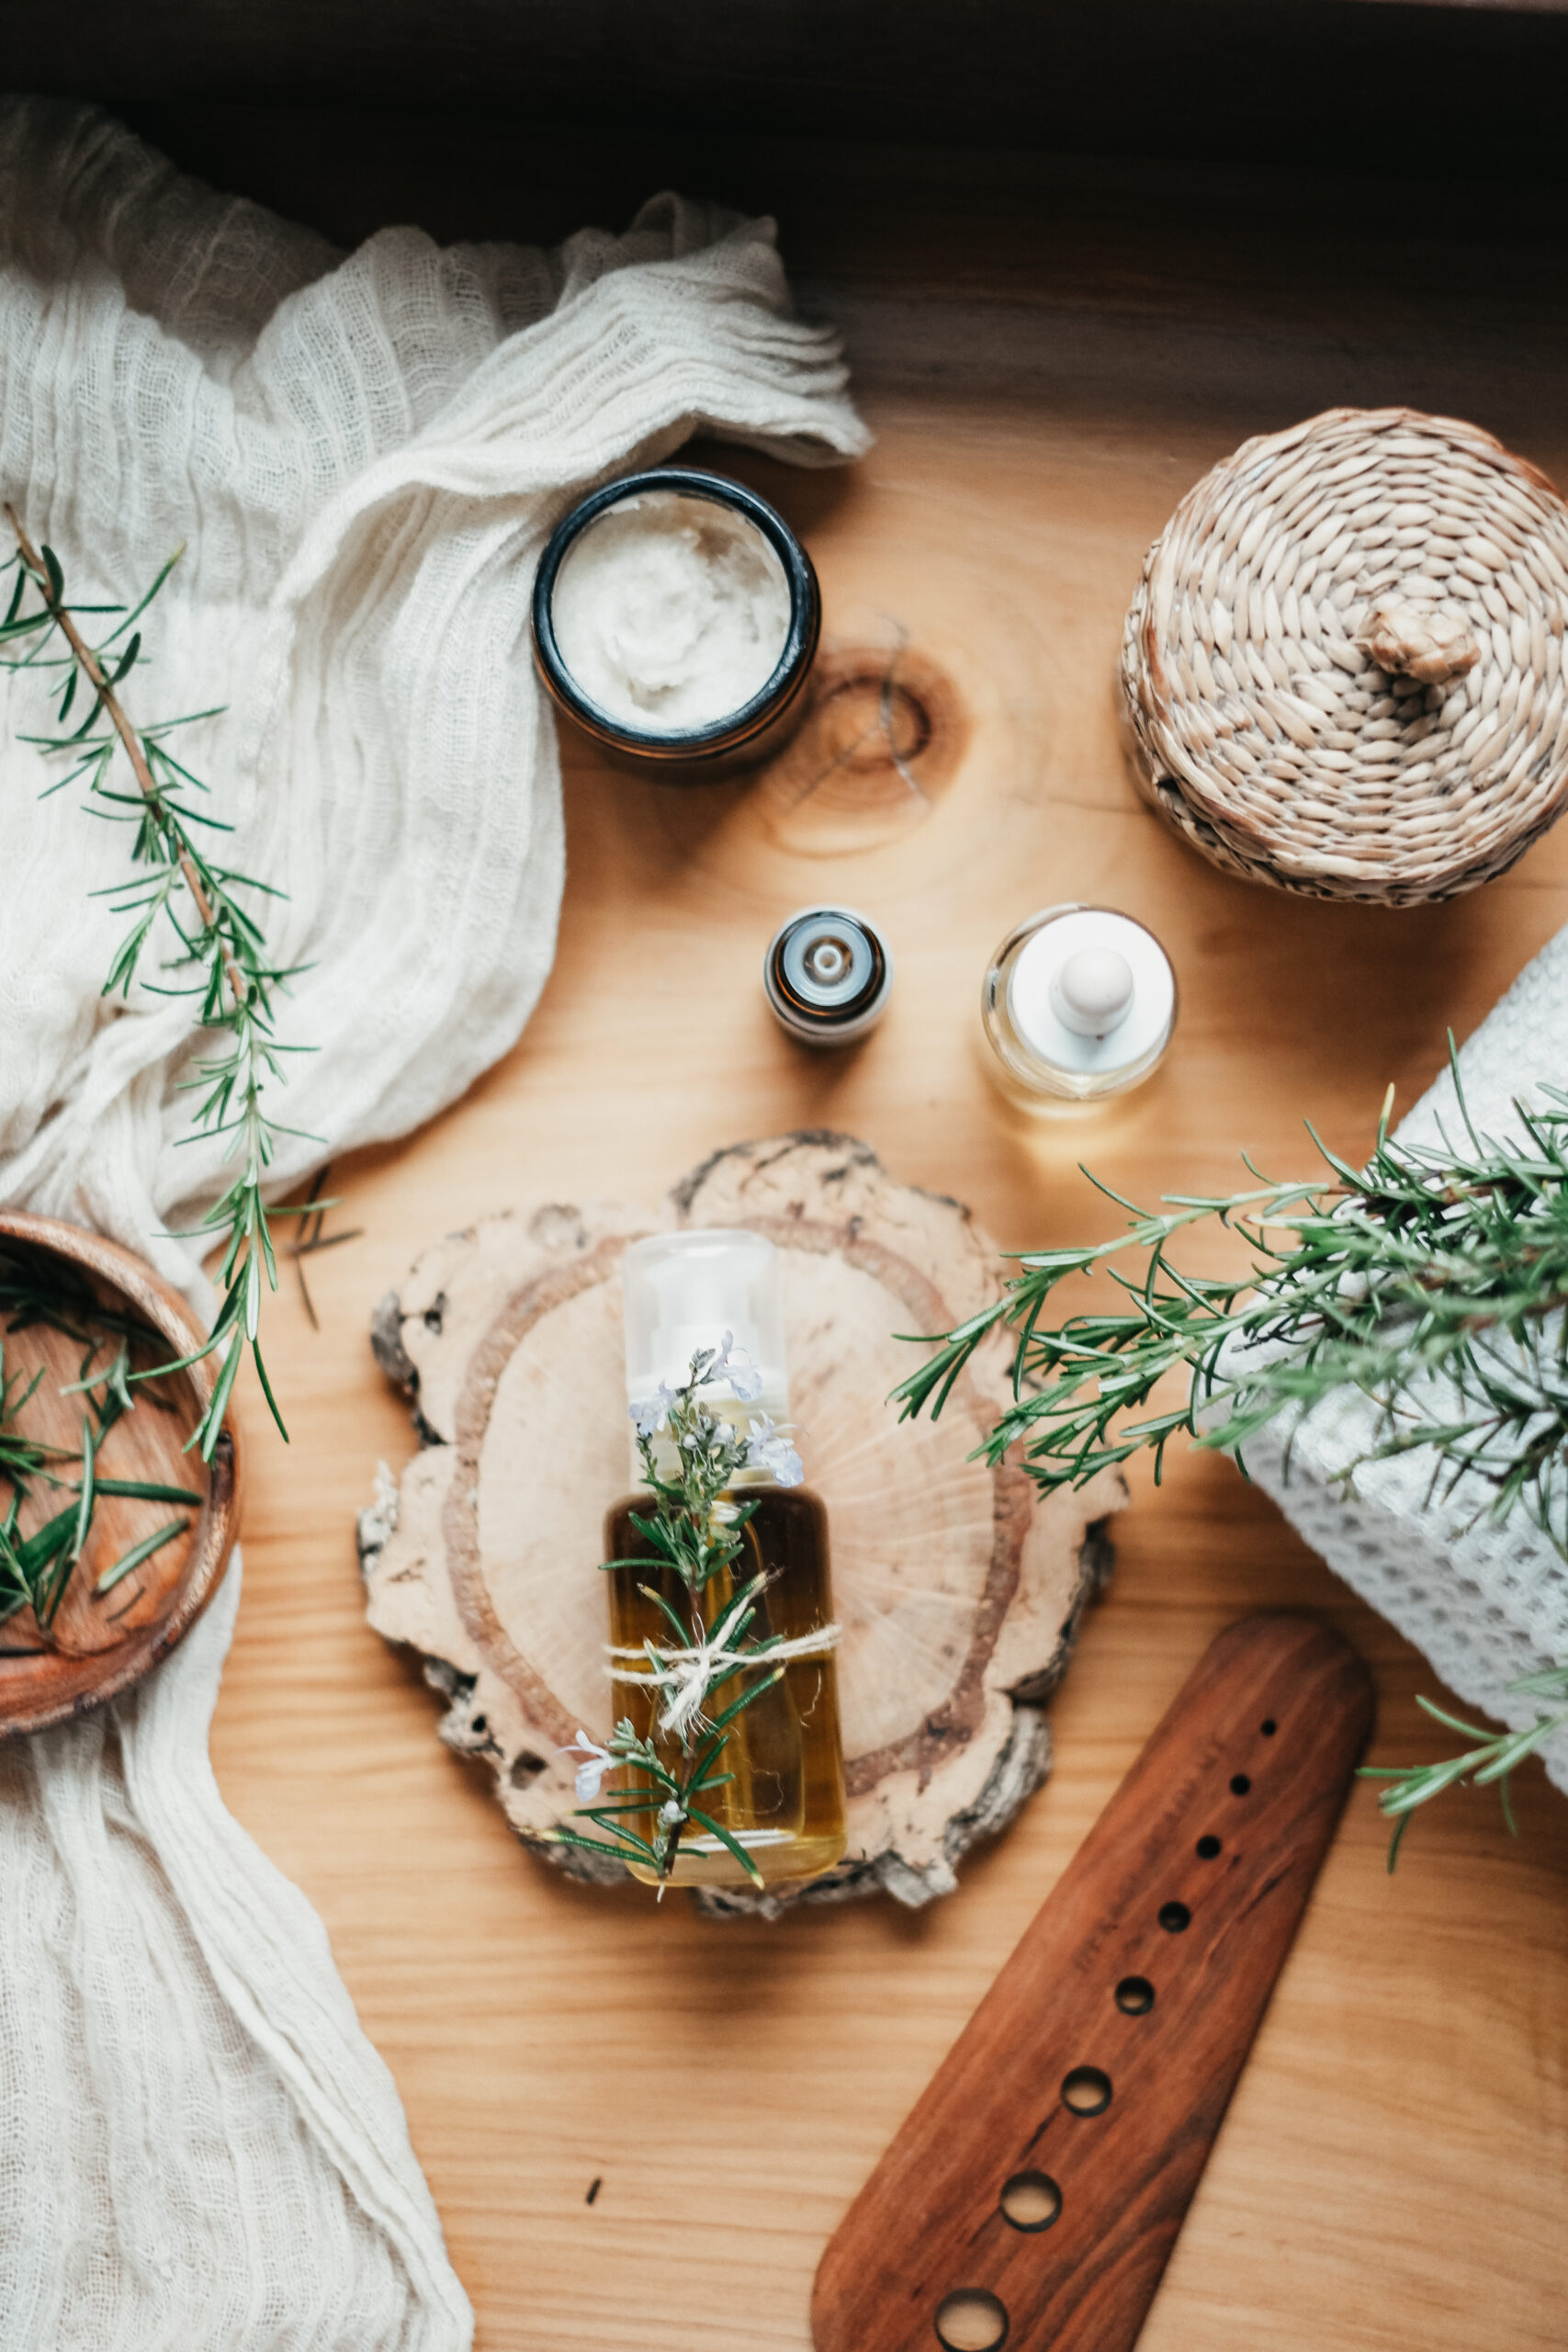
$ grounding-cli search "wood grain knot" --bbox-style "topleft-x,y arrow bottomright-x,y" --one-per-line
759,641 -> 966,853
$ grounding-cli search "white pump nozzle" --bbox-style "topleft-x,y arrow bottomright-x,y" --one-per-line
1050,946 -> 1134,1038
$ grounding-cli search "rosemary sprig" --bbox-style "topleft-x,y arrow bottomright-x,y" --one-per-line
895,1054 -> 1568,1550
0,1499 -> 79,1635
543,1340 -> 804,1894
0,1242 -> 159,1359
894,1048 -> 1568,1852
3,511 -> 310,1459
0,1240 -> 178,1467
1360,1665 -> 1568,1869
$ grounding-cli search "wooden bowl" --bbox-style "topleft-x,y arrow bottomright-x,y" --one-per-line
0,1212 -> 240,1736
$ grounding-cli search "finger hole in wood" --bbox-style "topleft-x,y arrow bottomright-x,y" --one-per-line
998,2171 -> 1062,2233
934,2288 -> 1009,2351
1061,2065 -> 1112,2117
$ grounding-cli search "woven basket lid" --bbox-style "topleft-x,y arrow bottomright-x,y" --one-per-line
1118,407 -> 1568,904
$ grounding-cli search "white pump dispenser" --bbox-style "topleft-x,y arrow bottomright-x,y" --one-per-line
982,904 -> 1177,1110
621,1228 -> 790,1479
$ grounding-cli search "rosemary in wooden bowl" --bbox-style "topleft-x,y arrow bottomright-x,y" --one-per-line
0,1214 -> 239,1735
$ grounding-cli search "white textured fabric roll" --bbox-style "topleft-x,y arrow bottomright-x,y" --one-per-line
0,96 -> 869,2347
1239,924 -> 1568,1796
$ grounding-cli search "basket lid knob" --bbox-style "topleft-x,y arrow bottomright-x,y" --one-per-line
1355,596 -> 1480,687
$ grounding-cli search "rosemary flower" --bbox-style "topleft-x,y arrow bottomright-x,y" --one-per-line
560,1730 -> 615,1804
745,1415 -> 804,1487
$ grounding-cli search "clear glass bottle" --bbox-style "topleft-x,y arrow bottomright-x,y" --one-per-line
605,1229 -> 848,1889
981,902 -> 1177,1113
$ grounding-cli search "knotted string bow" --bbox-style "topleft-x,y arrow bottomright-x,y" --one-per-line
608,1621 -> 842,1740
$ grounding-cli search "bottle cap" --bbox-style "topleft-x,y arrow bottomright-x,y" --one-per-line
764,907 -> 892,1045
1006,908 -> 1175,1081
622,1229 -> 789,1426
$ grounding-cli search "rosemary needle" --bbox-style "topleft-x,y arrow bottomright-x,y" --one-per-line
96,1518 -> 190,1597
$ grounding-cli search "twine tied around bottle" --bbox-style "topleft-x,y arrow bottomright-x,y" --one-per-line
608,1622 -> 842,1741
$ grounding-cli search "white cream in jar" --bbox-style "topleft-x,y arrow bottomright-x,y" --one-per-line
548,488 -> 792,734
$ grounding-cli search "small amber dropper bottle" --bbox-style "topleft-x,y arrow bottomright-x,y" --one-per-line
604,1229 -> 848,1890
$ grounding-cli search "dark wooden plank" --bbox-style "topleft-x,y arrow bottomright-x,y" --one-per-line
812,1615 -> 1375,2352
46,110 -> 1567,454
7,2 -> 1568,175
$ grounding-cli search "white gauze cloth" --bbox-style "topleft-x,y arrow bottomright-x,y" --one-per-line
1237,922 -> 1568,1795
0,96 -> 869,2349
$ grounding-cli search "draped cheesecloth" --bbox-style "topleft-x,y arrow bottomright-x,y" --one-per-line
0,97 -> 869,2346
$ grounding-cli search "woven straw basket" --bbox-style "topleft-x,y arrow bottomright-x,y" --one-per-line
1119,407 -> 1568,904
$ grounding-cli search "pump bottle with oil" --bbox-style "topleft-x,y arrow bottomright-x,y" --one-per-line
604,1228 -> 848,1890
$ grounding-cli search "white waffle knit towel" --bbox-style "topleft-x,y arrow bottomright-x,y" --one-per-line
0,96 -> 868,2348
1239,923 -> 1568,1795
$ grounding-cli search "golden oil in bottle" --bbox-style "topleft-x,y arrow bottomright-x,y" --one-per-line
610,1229 -> 848,1890
605,1483 -> 846,1886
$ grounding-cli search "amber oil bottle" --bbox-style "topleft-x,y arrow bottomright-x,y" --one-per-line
607,1229 -> 848,1890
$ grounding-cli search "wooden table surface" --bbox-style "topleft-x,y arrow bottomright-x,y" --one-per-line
183,127 -> 1568,2352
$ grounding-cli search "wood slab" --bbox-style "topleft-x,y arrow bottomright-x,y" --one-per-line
812,1615 -> 1375,2352
0,1211 -> 239,1735
361,1133 -> 1125,1911
142,130 -> 1568,2352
